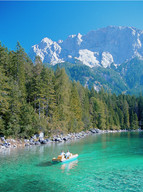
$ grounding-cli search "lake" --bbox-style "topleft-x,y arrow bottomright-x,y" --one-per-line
0,132 -> 143,192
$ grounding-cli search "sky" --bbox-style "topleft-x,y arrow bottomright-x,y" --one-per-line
1,1 -> 143,53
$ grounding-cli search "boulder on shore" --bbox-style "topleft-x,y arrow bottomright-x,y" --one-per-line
40,140 -> 47,144
35,141 -> 40,145
38,132 -> 44,140
30,142 -> 35,145
25,143 -> 30,146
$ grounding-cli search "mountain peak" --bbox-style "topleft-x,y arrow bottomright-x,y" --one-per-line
29,26 -> 143,67
41,37 -> 53,44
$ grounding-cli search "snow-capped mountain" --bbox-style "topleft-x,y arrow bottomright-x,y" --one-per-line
29,26 -> 143,68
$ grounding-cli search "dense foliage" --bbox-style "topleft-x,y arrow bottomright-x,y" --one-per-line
0,43 -> 142,138
49,58 -> 143,95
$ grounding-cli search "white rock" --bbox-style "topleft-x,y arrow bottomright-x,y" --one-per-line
39,132 -> 44,139
76,49 -> 100,68
101,52 -> 114,68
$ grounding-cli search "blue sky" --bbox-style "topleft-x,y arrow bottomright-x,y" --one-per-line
0,1 -> 143,53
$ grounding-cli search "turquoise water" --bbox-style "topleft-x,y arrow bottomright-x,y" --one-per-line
0,132 -> 143,192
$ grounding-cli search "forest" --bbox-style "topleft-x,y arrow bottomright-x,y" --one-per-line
0,42 -> 143,138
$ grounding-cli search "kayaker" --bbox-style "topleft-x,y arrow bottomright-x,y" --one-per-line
65,150 -> 70,159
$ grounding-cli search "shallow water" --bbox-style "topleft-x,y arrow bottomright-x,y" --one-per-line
0,132 -> 143,192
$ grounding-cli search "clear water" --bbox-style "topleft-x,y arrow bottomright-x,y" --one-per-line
0,132 -> 143,192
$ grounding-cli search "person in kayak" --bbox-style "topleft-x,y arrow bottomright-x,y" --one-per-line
65,150 -> 70,159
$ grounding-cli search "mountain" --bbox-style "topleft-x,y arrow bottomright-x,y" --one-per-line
29,26 -> 143,95
29,26 -> 143,68
47,57 -> 143,95
49,62 -> 128,95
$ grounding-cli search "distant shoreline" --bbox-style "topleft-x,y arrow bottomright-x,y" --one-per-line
0,129 -> 142,154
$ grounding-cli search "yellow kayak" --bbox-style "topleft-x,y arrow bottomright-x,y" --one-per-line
52,153 -> 78,163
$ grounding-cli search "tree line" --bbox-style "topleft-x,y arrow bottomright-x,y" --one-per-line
0,42 -> 142,138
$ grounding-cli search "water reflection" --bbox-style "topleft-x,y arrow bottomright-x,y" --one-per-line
61,160 -> 78,173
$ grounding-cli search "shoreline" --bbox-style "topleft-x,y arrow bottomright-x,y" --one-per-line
0,128 -> 142,154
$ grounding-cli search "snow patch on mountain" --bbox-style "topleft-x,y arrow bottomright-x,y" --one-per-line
30,37 -> 64,64
29,26 -> 143,68
101,52 -> 114,68
75,49 -> 100,68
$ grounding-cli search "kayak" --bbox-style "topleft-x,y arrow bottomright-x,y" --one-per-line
52,153 -> 78,163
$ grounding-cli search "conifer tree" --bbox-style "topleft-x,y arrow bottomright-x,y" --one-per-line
6,83 -> 22,137
69,81 -> 83,132
123,100 -> 130,129
0,43 -> 9,74
54,68 -> 71,132
0,67 -> 11,134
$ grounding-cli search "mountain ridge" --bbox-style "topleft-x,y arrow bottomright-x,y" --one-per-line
45,57 -> 143,95
29,26 -> 143,68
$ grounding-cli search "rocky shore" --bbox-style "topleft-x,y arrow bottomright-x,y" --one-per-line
0,128 -> 142,153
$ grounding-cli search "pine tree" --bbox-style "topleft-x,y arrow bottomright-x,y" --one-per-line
90,97 -> 106,129
130,111 -> 138,130
69,81 -> 83,132
15,42 -> 27,98
0,43 -> 9,74
0,67 -> 11,135
29,56 -> 43,116
6,83 -> 22,137
82,88 -> 91,130
123,100 -> 130,129
54,68 -> 71,132
40,67 -> 57,133
19,103 -> 39,137
8,42 -> 27,98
